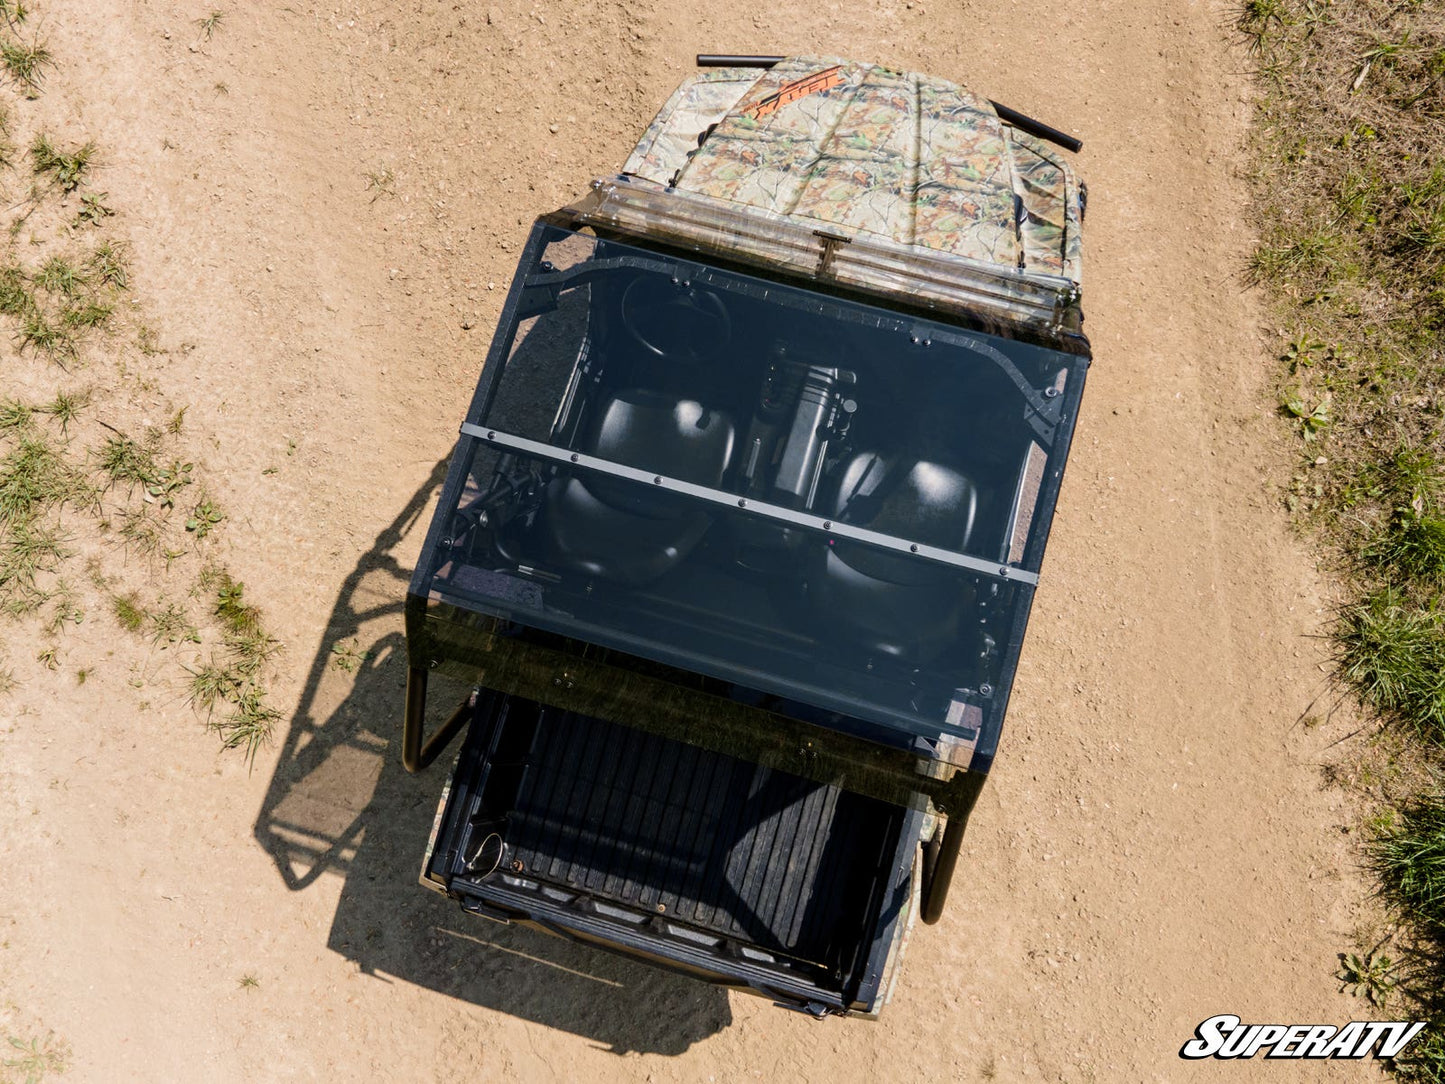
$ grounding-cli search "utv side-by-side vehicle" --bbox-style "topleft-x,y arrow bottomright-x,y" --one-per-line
403,55 -> 1089,1017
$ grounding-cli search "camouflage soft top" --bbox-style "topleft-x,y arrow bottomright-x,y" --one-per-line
622,57 -> 1083,284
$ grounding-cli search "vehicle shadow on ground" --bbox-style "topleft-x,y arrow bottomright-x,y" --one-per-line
252,460 -> 732,1054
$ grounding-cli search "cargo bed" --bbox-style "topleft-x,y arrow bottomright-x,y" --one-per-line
422,690 -> 924,1014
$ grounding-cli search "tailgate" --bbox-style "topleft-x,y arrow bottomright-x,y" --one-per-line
422,690 -> 923,1014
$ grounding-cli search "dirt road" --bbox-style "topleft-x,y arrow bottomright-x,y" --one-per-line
0,0 -> 1384,1080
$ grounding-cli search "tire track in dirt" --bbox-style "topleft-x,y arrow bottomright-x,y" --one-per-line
0,1 -> 1384,1080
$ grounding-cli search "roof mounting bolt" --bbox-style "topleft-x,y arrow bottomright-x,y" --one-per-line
486,430 -> 496,440
922,338 -> 932,347
570,453 -> 579,462
998,566 -> 1010,577
738,499 -> 747,508
822,521 -> 831,530
910,544 -> 919,553
682,280 -> 691,288
909,335 -> 920,344
653,475 -> 663,484
670,276 -> 680,285
980,683 -> 993,695
1044,386 -> 1061,399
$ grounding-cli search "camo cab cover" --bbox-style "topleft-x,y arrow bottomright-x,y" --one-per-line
622,57 -> 1083,284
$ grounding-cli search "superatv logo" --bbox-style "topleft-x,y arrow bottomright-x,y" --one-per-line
1180,1015 -> 1427,1060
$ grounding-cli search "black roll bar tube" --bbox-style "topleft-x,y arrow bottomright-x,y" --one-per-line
695,54 -> 1083,154
402,666 -> 474,773
919,769 -> 987,924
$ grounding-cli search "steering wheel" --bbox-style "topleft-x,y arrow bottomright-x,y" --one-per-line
620,275 -> 732,364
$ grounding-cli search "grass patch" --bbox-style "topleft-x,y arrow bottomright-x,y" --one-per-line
184,572 -> 283,763
60,299 -> 111,329
17,309 -> 73,359
40,389 -> 86,435
114,507 -> 163,556
111,592 -> 145,632
1369,515 -> 1445,586
148,599 -> 198,646
0,398 -> 32,431
0,262 -> 32,314
34,256 -> 86,297
96,431 -> 158,490
1247,2 -> 1445,1075
30,133 -> 94,192
0,519 -> 68,613
1339,590 -> 1445,745
0,436 -> 88,525
0,11 -> 281,774
0,36 -> 52,91
44,578 -> 82,634
1374,793 -> 1445,936
87,241 -> 127,289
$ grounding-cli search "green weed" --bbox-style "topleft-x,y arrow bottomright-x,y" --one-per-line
331,639 -> 370,672
73,191 -> 113,227
212,575 -> 259,638
185,498 -> 223,538
3,1031 -> 70,1082
196,10 -> 224,41
144,460 -> 192,508
1338,948 -> 1398,1006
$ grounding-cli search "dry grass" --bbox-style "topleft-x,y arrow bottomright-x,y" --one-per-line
1243,2 -> 1445,1074
0,6 -> 281,766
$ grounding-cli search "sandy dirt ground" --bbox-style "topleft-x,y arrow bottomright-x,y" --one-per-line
0,0 -> 1391,1080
